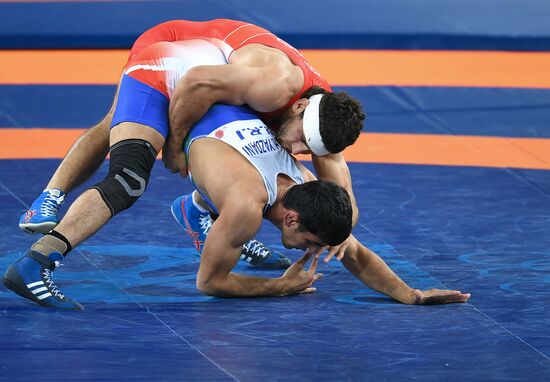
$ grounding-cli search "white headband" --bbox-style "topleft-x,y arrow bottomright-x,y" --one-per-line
302,94 -> 330,156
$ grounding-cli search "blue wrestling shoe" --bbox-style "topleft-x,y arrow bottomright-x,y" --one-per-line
19,189 -> 65,234
170,193 -> 212,254
240,238 -> 292,270
3,251 -> 83,310
171,193 -> 291,269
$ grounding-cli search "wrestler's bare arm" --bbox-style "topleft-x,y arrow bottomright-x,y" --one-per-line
169,64 -> 291,141
196,198 -> 319,298
303,152 -> 359,262
311,153 -> 359,227
342,236 -> 471,305
297,158 -> 470,306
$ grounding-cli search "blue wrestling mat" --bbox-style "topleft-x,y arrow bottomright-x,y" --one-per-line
1,1 -> 550,381
1,158 -> 549,380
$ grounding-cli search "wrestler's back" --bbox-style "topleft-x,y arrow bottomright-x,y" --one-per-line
130,19 -> 331,99
124,39 -> 228,98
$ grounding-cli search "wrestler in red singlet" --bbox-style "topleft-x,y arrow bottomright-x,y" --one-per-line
127,19 -> 331,118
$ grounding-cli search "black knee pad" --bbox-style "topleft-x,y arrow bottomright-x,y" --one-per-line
92,139 -> 157,216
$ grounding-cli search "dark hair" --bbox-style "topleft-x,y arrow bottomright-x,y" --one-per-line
282,180 -> 352,246
300,86 -> 366,154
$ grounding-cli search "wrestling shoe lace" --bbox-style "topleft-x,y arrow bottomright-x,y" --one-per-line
242,238 -> 270,258
42,266 -> 65,299
198,214 -> 212,235
39,191 -> 64,217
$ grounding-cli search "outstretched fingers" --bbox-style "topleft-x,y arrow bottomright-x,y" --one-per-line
299,287 -> 317,294
444,291 -> 471,303
420,289 -> 471,305
323,247 -> 339,263
308,252 -> 320,273
296,249 -> 315,267
323,237 -> 351,263
298,273 -> 323,294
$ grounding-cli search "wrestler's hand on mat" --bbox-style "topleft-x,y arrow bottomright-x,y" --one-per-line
323,236 -> 352,263
280,250 -> 323,295
410,289 -> 471,305
162,140 -> 188,177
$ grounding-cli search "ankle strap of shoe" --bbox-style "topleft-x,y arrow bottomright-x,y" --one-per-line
27,251 -> 57,270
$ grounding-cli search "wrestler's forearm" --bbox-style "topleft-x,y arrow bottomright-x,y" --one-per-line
311,154 -> 359,227
349,197 -> 359,227
168,65 -> 253,147
197,272 -> 285,298
342,238 -> 414,304
168,92 -> 210,148
168,71 -> 227,149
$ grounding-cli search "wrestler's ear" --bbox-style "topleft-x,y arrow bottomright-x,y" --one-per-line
291,98 -> 309,116
284,210 -> 301,228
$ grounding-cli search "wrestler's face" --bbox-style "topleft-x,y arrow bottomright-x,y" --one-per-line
276,117 -> 311,155
281,226 -> 324,252
280,217 -> 324,252
275,99 -> 311,155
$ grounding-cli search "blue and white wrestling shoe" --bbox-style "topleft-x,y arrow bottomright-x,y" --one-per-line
3,251 -> 83,310
19,189 -> 65,234
171,193 -> 291,269
170,193 -> 212,254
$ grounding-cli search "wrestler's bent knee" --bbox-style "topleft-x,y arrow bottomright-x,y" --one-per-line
92,139 -> 157,216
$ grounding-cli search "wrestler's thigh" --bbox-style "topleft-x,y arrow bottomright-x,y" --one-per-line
109,74 -> 170,152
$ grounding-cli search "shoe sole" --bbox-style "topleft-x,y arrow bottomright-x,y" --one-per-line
19,221 -> 57,235
3,267 -> 45,306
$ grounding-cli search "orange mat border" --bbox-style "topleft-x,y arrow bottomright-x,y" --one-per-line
1,129 -> 549,170
2,50 -> 550,88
